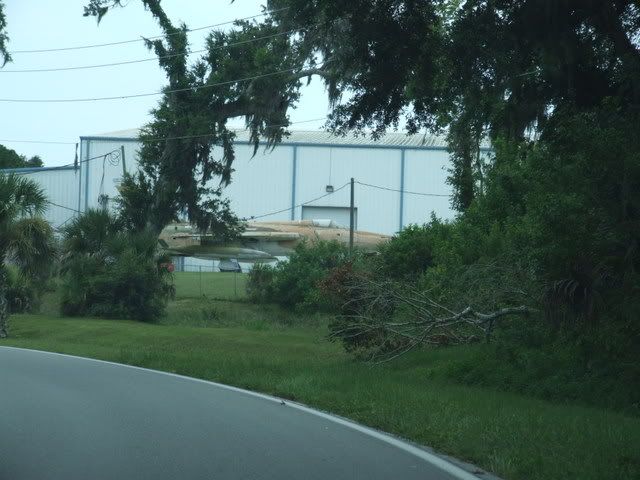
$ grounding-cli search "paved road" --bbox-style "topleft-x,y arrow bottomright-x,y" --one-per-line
0,347 -> 477,480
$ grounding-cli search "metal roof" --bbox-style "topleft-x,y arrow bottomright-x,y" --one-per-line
84,128 -> 457,149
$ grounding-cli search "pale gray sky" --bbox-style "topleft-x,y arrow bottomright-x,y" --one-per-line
1,0 -> 330,166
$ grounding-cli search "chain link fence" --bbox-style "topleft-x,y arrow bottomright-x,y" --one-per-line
172,260 -> 248,300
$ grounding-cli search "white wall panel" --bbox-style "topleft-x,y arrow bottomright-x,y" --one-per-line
82,140 -> 293,222
295,147 -> 402,235
302,206 -> 356,228
222,144 -> 294,221
403,149 -> 455,226
81,139 -> 140,212
21,168 -> 80,230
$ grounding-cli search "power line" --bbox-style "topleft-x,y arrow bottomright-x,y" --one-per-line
47,201 -> 82,231
15,148 -> 122,176
46,200 -> 80,214
54,215 -> 76,230
8,8 -> 289,55
0,117 -> 328,146
356,181 -> 450,197
42,181 -> 349,228
139,118 -> 328,143
246,182 -> 350,221
0,64 -> 323,103
1,27 -> 303,74
15,164 -> 77,175
40,180 -> 443,230
0,139 -> 76,145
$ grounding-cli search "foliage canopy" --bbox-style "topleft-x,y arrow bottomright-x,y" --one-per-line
0,145 -> 44,170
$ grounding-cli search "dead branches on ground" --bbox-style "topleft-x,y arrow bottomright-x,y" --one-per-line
328,276 -> 533,363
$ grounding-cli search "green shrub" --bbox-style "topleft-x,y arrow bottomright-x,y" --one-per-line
62,251 -> 173,321
246,262 -> 276,303
247,241 -> 358,311
377,218 -> 452,279
60,210 -> 174,322
4,265 -> 39,313
433,326 -> 640,412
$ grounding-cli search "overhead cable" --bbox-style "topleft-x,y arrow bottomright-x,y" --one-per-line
356,181 -> 450,197
42,181 -> 350,225
0,117 -> 328,146
40,179 -> 447,226
46,200 -> 81,214
138,117 -> 328,143
14,148 -> 122,175
8,8 -> 289,54
0,64 -> 324,103
1,27 -> 304,73
0,139 -> 76,145
246,182 -> 350,220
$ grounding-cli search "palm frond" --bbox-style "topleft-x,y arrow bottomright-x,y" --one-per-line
7,218 -> 56,279
0,174 -> 48,220
62,209 -> 120,257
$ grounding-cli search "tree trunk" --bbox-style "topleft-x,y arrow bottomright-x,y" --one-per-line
0,277 -> 8,338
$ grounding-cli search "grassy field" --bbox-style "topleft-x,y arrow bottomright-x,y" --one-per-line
4,274 -> 640,480
41,272 -> 326,329
173,272 -> 248,300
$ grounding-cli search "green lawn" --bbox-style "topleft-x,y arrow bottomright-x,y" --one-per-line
40,272 -> 323,329
4,273 -> 640,480
173,271 -> 248,300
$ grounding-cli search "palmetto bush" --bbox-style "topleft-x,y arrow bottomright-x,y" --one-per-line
0,173 -> 56,337
60,209 -> 174,322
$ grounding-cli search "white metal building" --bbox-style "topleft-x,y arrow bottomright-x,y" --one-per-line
3,129 -> 490,235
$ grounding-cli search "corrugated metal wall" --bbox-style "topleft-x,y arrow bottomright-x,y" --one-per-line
1,167 -> 80,230
79,139 -> 139,213
403,149 -> 452,227
9,137 -> 461,236
37,168 -> 82,229
222,143 -> 295,221
293,146 -> 403,234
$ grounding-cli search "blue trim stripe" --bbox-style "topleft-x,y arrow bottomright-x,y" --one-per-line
291,146 -> 298,221
0,165 -> 75,174
399,149 -> 406,232
84,141 -> 91,211
77,141 -> 83,213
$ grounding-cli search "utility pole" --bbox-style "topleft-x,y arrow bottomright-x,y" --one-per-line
120,145 -> 127,175
349,177 -> 355,255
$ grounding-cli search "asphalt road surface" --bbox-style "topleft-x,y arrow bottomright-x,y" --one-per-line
0,347 -> 478,480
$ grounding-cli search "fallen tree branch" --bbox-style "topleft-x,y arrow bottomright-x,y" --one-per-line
328,275 -> 536,362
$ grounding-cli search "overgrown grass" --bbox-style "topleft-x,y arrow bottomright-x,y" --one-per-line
2,314 -> 639,480
163,297 -> 329,329
39,272 -> 326,330
415,338 -> 640,414
164,272 -> 329,329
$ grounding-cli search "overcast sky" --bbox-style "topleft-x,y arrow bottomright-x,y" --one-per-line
1,0 -> 330,166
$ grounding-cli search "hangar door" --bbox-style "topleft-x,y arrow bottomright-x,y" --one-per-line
301,206 -> 357,229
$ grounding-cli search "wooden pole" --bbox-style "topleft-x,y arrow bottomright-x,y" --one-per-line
120,145 -> 127,175
349,177 -> 355,255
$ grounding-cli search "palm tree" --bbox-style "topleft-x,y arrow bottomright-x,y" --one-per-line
60,208 -> 174,322
0,174 -> 55,338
